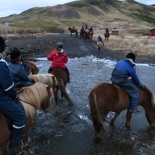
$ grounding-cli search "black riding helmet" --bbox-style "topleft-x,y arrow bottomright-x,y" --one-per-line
10,47 -> 21,60
56,42 -> 63,49
126,52 -> 136,62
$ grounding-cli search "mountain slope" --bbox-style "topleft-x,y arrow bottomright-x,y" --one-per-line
0,0 -> 154,34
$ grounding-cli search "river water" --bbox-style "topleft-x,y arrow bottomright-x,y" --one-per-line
28,56 -> 155,155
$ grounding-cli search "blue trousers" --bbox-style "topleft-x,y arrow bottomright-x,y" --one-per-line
0,96 -> 26,145
117,80 -> 139,110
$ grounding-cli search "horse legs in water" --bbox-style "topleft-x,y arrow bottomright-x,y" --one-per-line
57,79 -> 73,107
125,110 -> 133,128
110,112 -> 121,126
94,110 -> 109,140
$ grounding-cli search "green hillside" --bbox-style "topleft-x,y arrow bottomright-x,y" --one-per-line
0,0 -> 154,34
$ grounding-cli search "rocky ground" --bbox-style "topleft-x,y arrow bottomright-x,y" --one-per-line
4,33 -> 155,64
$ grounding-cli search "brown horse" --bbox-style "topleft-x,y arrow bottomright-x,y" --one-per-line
97,41 -> 104,52
31,72 -> 73,107
104,32 -> 110,40
83,31 -> 93,40
51,68 -> 73,106
88,82 -> 155,140
68,27 -> 78,37
0,82 -> 52,154
24,60 -> 39,75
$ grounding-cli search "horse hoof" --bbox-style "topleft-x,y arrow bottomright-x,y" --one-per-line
69,102 -> 74,107
94,137 -> 101,143
125,123 -> 130,128
110,121 -> 114,126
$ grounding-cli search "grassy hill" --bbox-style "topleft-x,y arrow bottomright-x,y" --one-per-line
0,0 -> 155,34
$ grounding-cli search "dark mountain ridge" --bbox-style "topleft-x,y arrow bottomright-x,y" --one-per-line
0,0 -> 154,34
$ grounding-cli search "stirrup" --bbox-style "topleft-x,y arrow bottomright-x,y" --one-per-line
8,141 -> 23,152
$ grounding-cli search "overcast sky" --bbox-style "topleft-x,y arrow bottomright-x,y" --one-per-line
0,0 -> 154,18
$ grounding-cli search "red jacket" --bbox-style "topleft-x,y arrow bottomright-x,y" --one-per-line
47,49 -> 68,69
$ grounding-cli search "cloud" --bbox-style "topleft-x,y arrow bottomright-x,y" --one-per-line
0,0 -> 76,17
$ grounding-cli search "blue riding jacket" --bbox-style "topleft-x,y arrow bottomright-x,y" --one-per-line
90,27 -> 93,32
81,26 -> 85,32
8,62 -> 33,88
110,59 -> 143,111
0,58 -> 25,129
0,58 -> 16,98
97,36 -> 103,42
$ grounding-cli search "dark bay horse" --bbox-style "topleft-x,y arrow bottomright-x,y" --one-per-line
80,30 -> 93,40
0,82 -> 52,154
88,82 -> 155,140
104,32 -> 110,40
84,31 -> 93,40
49,68 -> 74,106
68,27 -> 78,37
24,60 -> 39,75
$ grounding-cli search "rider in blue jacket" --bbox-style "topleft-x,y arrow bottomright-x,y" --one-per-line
97,35 -> 103,42
110,52 -> 143,114
89,26 -> 93,32
8,47 -> 33,89
0,37 -> 26,154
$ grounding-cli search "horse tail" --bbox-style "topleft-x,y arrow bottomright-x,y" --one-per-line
88,90 -> 104,140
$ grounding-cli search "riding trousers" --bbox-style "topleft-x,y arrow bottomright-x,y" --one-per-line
116,80 -> 139,111
0,95 -> 26,144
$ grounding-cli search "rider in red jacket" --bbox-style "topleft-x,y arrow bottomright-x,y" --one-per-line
47,42 -> 70,82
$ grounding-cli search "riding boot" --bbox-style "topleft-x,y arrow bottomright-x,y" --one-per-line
64,67 -> 70,83
8,127 -> 24,154
125,109 -> 133,128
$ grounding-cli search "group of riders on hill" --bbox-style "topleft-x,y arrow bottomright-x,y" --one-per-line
71,25 -> 110,40
79,25 -> 94,38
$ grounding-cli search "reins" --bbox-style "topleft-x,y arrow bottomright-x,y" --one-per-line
18,98 -> 36,108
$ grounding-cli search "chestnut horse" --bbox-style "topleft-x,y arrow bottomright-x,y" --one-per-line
97,41 -> 104,52
0,82 -> 52,154
104,32 -> 110,41
83,31 -> 93,40
24,60 -> 39,75
31,73 -> 73,107
68,27 -> 78,37
51,68 -> 73,106
88,82 -> 155,140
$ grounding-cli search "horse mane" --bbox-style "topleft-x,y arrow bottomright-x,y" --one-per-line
144,85 -> 155,107
17,82 -> 50,118
30,74 -> 58,87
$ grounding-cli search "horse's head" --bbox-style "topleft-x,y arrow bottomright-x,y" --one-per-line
68,27 -> 71,31
142,86 -> 155,126
19,83 -> 52,113
24,61 -> 39,75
